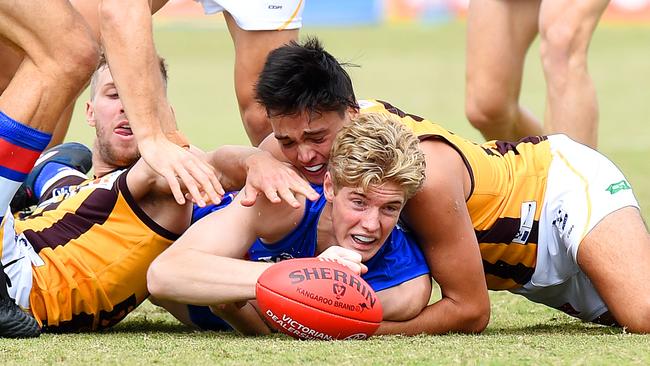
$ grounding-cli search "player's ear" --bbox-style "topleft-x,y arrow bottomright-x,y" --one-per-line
323,172 -> 335,202
85,101 -> 96,127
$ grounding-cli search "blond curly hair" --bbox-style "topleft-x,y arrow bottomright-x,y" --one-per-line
329,112 -> 426,199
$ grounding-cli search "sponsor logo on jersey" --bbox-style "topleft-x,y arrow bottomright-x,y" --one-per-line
606,180 -> 631,195
513,201 -> 536,244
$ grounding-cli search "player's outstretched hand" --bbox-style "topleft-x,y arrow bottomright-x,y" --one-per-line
318,246 -> 368,275
240,151 -> 319,208
138,136 -> 225,206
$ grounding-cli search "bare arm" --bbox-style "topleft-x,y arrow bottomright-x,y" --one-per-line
376,140 -> 490,335
378,274 -> 431,322
147,189 -> 304,305
99,0 -> 223,206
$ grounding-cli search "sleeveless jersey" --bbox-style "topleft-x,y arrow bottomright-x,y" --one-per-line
248,185 -> 430,292
358,99 -> 553,290
13,169 -> 179,331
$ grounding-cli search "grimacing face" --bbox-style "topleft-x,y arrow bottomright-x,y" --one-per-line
270,109 -> 353,185
323,172 -> 406,262
85,66 -> 140,168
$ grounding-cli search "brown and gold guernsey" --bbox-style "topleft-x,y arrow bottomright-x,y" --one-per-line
359,99 -> 553,290
13,169 -> 178,331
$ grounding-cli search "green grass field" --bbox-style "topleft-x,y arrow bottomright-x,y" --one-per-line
2,19 -> 649,365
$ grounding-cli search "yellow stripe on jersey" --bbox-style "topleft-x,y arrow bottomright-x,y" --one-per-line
555,150 -> 592,240
359,99 -> 552,289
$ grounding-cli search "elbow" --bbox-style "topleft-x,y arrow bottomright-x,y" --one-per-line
146,257 -> 173,300
99,1 -> 122,30
458,299 -> 490,334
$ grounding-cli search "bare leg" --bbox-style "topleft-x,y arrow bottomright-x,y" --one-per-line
578,207 -> 650,333
0,0 -> 98,133
224,12 -> 298,146
465,0 -> 544,141
539,0 -> 609,148
0,40 -> 21,93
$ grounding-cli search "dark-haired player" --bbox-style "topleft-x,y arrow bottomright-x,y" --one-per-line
243,38 -> 648,334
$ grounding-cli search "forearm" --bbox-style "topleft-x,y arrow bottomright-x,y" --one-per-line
376,296 -> 489,335
99,0 -> 171,139
148,251 -> 271,305
207,145 -> 262,191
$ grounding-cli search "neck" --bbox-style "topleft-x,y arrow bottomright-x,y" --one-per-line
316,201 -> 336,254
91,143 -> 120,178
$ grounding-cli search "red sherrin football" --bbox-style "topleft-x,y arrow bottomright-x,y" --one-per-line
256,258 -> 383,340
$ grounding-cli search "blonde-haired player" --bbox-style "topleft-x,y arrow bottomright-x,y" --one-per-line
147,112 -> 432,334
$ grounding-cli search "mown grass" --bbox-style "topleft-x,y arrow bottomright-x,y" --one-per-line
4,19 -> 649,365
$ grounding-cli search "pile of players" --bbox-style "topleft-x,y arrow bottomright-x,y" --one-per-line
0,0 -> 648,339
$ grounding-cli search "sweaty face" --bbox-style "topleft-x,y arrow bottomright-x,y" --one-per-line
85,67 -> 140,169
324,175 -> 406,262
270,110 -> 350,184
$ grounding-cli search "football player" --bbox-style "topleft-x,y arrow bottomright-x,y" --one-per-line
0,54 -> 314,338
147,113 -> 432,334
208,38 -> 649,334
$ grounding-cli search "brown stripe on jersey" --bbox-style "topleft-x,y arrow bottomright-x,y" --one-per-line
23,186 -> 119,253
493,136 -> 548,156
485,274 -> 520,290
376,100 -> 425,122
482,259 -> 535,287
481,146 -> 497,156
415,134 -> 477,200
117,172 -> 180,241
475,217 -> 539,245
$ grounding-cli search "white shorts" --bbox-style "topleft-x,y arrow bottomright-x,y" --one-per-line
511,134 -> 640,322
194,0 -> 304,30
1,207 -> 42,311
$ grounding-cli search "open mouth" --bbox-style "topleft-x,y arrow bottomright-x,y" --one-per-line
351,234 -> 377,246
114,122 -> 133,136
304,164 -> 325,173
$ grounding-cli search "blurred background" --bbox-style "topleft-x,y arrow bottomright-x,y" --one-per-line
65,0 -> 649,220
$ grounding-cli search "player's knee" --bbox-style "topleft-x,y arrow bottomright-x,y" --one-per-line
60,35 -> 100,87
465,93 -> 513,132
540,23 -> 587,74
146,260 -> 168,299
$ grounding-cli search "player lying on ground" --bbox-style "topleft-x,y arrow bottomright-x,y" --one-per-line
147,113 -> 432,335
238,38 -> 650,334
0,55 -> 315,338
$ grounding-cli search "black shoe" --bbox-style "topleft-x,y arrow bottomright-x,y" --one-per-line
0,296 -> 41,338
10,142 -> 92,214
